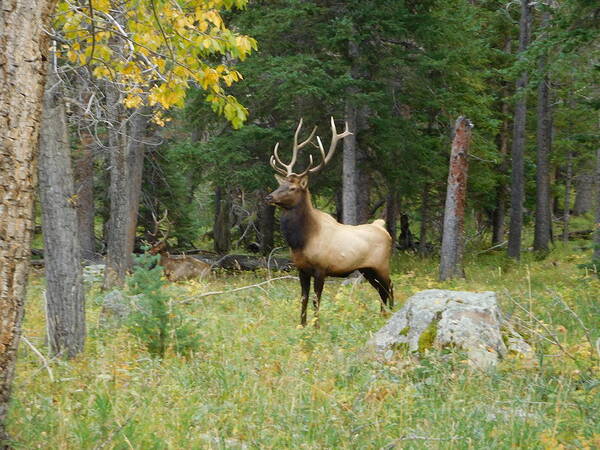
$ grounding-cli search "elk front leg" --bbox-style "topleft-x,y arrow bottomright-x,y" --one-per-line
313,273 -> 325,328
299,269 -> 311,326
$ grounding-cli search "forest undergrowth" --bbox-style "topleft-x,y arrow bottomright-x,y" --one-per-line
7,237 -> 599,449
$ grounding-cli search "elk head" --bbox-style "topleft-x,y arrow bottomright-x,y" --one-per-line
265,117 -> 351,208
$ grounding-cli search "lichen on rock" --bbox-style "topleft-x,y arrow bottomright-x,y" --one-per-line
368,289 -> 533,369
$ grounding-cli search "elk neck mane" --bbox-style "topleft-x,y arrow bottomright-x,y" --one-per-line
279,190 -> 317,250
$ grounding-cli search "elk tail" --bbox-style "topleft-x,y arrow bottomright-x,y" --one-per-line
372,219 -> 386,228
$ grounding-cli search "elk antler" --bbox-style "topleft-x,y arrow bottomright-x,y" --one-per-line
309,117 -> 352,175
269,118 -> 317,177
149,209 -> 170,244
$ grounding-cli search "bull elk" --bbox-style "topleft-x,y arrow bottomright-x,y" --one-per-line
265,118 -> 394,326
148,212 -> 211,282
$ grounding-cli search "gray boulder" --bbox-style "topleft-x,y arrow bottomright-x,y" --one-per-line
83,264 -> 105,284
99,289 -> 141,323
369,289 -> 532,369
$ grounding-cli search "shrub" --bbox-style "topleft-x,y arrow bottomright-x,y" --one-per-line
126,252 -> 199,358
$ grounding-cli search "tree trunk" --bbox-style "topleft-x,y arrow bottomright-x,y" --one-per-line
214,186 -> 232,254
97,149 -> 111,251
73,124 -> 96,261
342,98 -> 359,225
342,38 -> 365,226
335,189 -> 343,222
398,214 -> 415,250
440,117 -> 473,281
552,166 -> 561,216
492,38 -> 511,247
0,0 -> 58,443
418,184 -> 430,256
384,191 -> 397,248
38,65 -> 86,358
563,152 -> 573,242
357,156 -> 371,224
126,109 -> 148,256
356,106 -> 371,224
259,194 -> 275,256
491,118 -> 509,246
492,186 -> 507,246
593,146 -> 600,265
103,85 -> 131,289
507,0 -> 531,260
548,155 -> 556,244
533,20 -> 552,254
573,170 -> 595,216
102,88 -> 147,288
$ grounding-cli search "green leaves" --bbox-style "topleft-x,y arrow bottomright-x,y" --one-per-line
55,0 -> 256,126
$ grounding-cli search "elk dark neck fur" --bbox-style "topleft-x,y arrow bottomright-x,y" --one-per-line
280,191 -> 316,250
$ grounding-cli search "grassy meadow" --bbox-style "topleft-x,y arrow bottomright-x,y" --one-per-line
6,235 -> 600,449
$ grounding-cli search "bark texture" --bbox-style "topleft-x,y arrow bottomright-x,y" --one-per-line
398,214 -> 415,251
38,67 -> 86,358
73,128 -> 96,261
73,84 -> 97,262
356,146 -> 371,224
102,85 -> 148,289
125,109 -> 148,256
533,27 -> 553,253
259,198 -> 275,256
342,97 -> 359,225
0,0 -> 58,443
103,85 -> 130,288
593,147 -> 600,264
491,48 -> 511,247
342,38 -> 371,226
507,0 -> 531,259
563,152 -> 573,242
384,191 -> 397,248
214,186 -> 232,254
573,169 -> 596,216
439,117 -> 473,281
418,184 -> 430,256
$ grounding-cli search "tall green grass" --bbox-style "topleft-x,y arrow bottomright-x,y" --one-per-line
7,241 -> 599,449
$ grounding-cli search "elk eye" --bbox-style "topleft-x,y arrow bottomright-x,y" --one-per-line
289,186 -> 297,191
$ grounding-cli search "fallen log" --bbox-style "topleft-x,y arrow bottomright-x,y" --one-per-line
31,253 -> 295,272
194,254 -> 293,271
567,229 -> 592,240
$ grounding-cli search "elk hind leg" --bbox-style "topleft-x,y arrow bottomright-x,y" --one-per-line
360,268 -> 393,312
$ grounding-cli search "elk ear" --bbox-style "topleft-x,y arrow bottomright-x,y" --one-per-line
299,176 -> 309,189
274,174 -> 287,185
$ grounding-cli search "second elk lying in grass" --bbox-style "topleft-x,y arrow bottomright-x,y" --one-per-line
265,118 -> 394,326
149,241 -> 211,282
148,212 -> 211,282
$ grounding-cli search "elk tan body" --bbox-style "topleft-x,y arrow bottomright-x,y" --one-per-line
160,253 -> 211,282
148,214 -> 212,282
266,118 -> 394,326
150,242 -> 211,282
286,200 -> 391,277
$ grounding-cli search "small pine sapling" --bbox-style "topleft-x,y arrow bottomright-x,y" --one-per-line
126,252 -> 199,358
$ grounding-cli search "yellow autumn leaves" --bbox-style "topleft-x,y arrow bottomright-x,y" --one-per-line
54,0 -> 257,128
